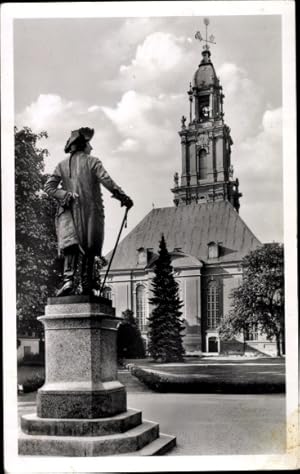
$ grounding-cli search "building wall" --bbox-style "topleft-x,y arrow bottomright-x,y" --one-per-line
200,265 -> 244,353
179,269 -> 202,352
114,282 -> 130,315
107,262 -> 278,356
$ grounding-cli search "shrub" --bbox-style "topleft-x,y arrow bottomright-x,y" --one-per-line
20,352 -> 45,366
117,310 -> 146,359
20,373 -> 45,393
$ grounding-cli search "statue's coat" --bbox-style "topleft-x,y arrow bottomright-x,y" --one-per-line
45,152 -> 125,256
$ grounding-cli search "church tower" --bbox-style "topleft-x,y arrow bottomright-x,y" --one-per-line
172,19 -> 242,212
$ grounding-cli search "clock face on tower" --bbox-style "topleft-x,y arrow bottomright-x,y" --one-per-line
201,105 -> 210,118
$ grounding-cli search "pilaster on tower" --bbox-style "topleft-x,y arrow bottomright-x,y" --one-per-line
171,19 -> 242,212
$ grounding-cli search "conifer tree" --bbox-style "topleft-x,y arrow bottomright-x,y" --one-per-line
148,235 -> 185,362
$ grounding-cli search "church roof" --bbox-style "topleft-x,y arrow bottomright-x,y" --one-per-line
147,250 -> 203,270
106,201 -> 261,271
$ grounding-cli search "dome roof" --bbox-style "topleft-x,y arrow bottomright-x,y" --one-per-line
193,50 -> 217,89
193,64 -> 217,88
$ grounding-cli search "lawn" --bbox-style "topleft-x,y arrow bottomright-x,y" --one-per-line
145,362 -> 284,379
129,357 -> 285,393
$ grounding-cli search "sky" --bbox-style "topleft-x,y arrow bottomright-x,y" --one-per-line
14,14 -> 283,254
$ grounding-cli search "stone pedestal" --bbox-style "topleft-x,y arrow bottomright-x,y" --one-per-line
36,296 -> 126,419
18,296 -> 176,456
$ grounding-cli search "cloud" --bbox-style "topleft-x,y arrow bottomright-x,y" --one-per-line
98,88 -> 187,237
101,90 -> 184,157
235,107 -> 283,242
16,94 -> 116,173
113,31 -> 195,96
88,105 -> 101,113
115,138 -> 139,153
262,108 -> 282,141
16,94 -> 74,130
218,62 -> 264,141
118,18 -> 164,49
216,66 -> 283,242
16,93 -> 87,133
237,107 -> 282,178
120,32 -> 183,76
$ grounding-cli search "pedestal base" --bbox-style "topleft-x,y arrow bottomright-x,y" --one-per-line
19,418 -> 176,456
18,296 -> 176,456
37,383 -> 126,419
21,409 -> 142,437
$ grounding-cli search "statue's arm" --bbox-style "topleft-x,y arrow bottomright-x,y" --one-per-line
44,174 -> 76,208
44,174 -> 68,201
91,157 -> 134,208
91,158 -> 124,194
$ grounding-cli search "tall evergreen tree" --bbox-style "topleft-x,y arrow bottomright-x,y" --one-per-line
148,235 -> 185,362
15,126 -> 60,337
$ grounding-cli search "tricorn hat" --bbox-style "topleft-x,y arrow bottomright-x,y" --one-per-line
64,127 -> 94,153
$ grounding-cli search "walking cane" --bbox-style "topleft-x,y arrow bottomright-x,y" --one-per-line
100,206 -> 129,296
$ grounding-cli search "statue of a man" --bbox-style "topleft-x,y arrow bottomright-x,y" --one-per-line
174,172 -> 179,187
45,127 -> 133,297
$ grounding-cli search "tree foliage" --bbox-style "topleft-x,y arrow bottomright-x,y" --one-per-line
117,309 -> 146,359
15,127 -> 61,336
219,243 -> 284,356
147,235 -> 185,362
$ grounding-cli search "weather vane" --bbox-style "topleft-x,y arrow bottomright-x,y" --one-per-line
195,18 -> 216,50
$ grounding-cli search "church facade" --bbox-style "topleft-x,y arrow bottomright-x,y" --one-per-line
102,40 -> 277,356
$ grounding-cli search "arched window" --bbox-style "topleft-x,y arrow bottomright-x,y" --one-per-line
103,286 -> 112,300
197,149 -> 207,180
136,285 -> 146,332
207,281 -> 220,329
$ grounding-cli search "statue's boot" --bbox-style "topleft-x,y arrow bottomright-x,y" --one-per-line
81,253 -> 95,295
56,247 -> 78,297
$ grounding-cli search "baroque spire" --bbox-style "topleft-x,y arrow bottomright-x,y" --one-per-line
171,18 -> 242,212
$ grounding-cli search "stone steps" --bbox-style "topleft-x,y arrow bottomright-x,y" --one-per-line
19,420 -> 160,456
21,409 -> 142,437
19,408 -> 176,456
119,433 -> 177,456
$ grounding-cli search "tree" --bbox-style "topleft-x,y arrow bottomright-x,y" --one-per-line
147,235 -> 185,362
117,309 -> 145,360
219,243 -> 284,356
15,127 -> 61,337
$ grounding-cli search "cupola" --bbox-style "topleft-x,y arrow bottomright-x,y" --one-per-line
193,49 -> 217,89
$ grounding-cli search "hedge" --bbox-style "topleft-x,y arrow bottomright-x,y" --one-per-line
130,365 -> 285,394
